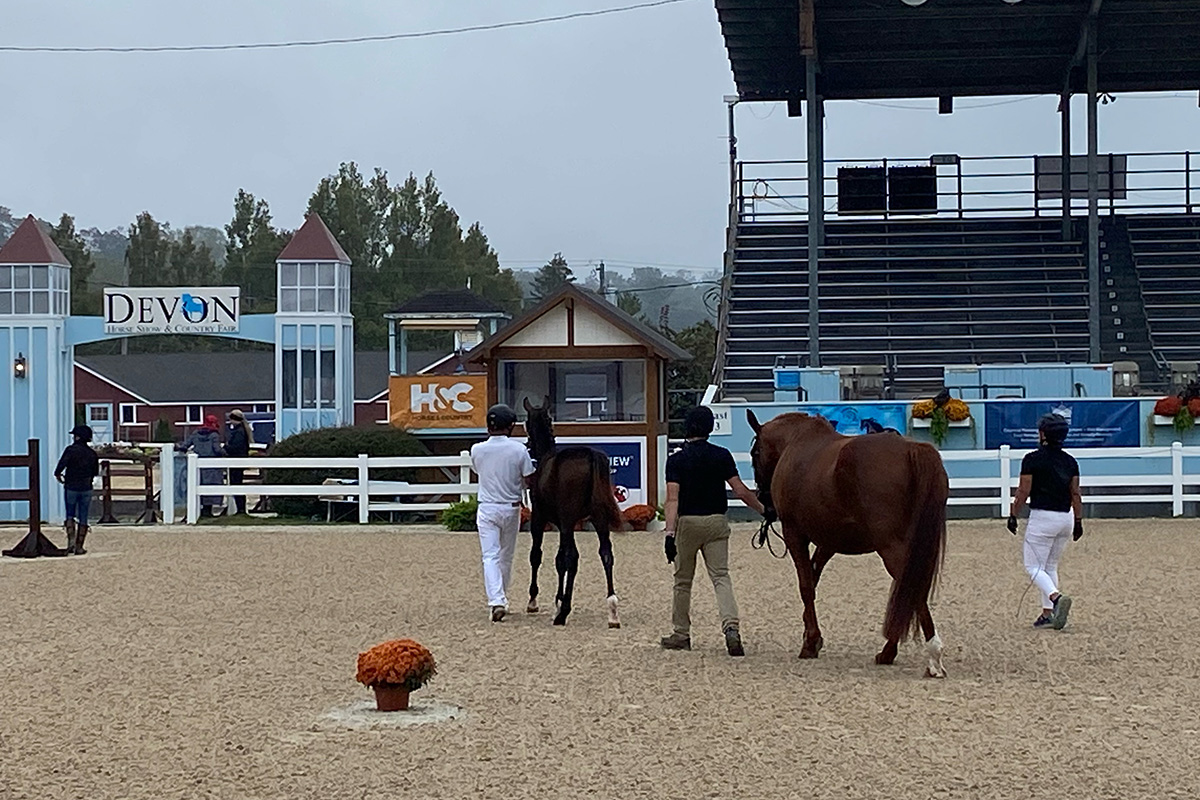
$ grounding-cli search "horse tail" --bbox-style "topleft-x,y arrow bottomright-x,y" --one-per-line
883,444 -> 949,643
589,449 -> 625,531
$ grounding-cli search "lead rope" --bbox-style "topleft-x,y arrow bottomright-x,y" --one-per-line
751,517 -> 789,559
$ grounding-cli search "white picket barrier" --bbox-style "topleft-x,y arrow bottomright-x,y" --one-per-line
729,443 -> 1200,517
185,451 -> 475,524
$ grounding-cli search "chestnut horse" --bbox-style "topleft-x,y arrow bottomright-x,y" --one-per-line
523,398 -> 624,628
748,410 -> 949,677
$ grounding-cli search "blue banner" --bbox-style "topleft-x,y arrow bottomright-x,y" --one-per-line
984,400 -> 1139,449
808,404 -> 909,436
587,442 -> 642,489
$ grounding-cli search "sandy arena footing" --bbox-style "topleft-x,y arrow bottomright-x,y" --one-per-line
2,519 -> 1198,799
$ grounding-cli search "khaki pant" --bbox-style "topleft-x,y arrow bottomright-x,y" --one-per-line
672,514 -> 739,636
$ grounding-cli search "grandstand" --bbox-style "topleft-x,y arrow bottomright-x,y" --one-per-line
712,0 -> 1200,401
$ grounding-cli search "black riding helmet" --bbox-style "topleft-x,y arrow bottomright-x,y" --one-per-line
70,424 -> 93,442
1037,413 -> 1070,446
487,403 -> 518,431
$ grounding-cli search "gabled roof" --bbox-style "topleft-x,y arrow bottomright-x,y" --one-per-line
468,283 -> 692,362
386,289 -> 510,318
0,215 -> 71,266
277,213 -> 350,262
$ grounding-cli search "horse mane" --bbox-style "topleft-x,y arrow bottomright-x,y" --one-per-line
523,400 -> 557,463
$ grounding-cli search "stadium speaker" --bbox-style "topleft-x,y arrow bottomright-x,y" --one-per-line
837,167 -> 887,214
887,166 -> 938,213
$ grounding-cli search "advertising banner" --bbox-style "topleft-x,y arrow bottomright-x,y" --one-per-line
807,403 -> 909,436
984,400 -> 1140,449
104,287 -> 240,334
556,437 -> 645,508
389,376 -> 488,429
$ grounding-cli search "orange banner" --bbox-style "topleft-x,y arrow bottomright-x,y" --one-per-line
389,375 -> 489,429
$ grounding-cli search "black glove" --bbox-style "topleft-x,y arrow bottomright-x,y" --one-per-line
664,534 -> 676,564
1073,519 -> 1084,541
1006,514 -> 1018,535
762,505 -> 777,524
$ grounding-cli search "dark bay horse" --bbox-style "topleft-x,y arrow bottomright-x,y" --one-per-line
748,410 -> 950,677
523,398 -> 624,628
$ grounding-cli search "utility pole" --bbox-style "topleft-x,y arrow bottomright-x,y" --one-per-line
598,260 -> 607,302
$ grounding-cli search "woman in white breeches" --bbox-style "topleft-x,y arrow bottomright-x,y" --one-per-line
1007,414 -> 1084,630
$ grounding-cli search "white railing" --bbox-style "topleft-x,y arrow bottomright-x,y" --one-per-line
184,451 -> 475,524
732,443 -> 1200,518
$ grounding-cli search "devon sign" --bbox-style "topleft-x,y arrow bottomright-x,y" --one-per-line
103,287 -> 240,334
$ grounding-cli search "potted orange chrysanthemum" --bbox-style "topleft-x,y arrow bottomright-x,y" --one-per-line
355,639 -> 437,711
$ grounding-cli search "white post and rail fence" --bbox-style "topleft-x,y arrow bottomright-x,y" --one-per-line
732,444 -> 1200,518
166,444 -> 1200,525
181,451 -> 475,524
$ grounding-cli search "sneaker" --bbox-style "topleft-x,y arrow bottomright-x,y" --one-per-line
1033,614 -> 1054,629
1051,594 -> 1072,630
724,627 -> 745,657
491,606 -> 507,623
659,633 -> 691,651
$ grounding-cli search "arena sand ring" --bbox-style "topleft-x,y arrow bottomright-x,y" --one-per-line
315,697 -> 464,731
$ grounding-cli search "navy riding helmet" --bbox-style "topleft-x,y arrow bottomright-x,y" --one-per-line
1037,413 -> 1070,445
486,403 -> 518,431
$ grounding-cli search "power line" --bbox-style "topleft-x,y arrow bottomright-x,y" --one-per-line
0,0 -> 695,54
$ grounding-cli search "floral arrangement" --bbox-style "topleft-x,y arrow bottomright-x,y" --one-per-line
911,396 -> 971,447
355,639 -> 437,692
1154,395 -> 1200,435
621,504 -> 657,531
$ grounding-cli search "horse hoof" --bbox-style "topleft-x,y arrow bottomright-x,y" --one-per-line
924,666 -> 947,679
608,621 -> 621,629
552,612 -> 568,626
875,653 -> 896,665
798,649 -> 819,660
527,600 -> 539,614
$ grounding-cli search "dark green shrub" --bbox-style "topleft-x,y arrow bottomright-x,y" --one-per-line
441,496 -> 478,531
153,416 -> 173,443
264,426 -> 428,518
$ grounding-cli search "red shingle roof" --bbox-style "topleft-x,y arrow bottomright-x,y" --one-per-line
0,215 -> 71,266
277,213 -> 351,262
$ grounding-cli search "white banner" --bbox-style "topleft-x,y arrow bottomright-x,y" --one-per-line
103,287 -> 240,334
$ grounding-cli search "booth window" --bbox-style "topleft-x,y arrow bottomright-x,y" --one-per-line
120,404 -> 137,425
282,348 -> 335,409
500,360 -> 646,422
0,265 -> 69,316
278,261 -> 339,314
185,405 -> 202,424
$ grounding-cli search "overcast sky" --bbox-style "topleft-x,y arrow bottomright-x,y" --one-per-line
2,0 -> 1197,277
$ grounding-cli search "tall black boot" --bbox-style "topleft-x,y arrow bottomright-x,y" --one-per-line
75,524 -> 89,556
65,519 -> 77,555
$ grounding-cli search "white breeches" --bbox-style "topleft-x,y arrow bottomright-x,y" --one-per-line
1023,509 -> 1073,609
478,503 -> 520,608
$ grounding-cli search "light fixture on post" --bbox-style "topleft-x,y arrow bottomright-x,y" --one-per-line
14,352 -> 27,379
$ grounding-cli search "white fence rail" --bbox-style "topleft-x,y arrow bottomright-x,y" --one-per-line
185,452 -> 475,524
732,443 -> 1200,518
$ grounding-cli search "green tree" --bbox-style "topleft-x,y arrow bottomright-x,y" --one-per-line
668,319 -> 717,390
48,214 -> 100,315
224,190 -> 290,311
616,290 -> 643,319
168,228 -> 219,285
531,253 -> 574,301
307,163 -> 522,347
126,212 -> 172,287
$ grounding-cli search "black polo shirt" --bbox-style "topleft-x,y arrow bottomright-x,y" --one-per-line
666,439 -> 738,517
1020,446 -> 1080,512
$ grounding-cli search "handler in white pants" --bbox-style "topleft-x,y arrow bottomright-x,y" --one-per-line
1008,413 -> 1084,630
470,403 -> 535,623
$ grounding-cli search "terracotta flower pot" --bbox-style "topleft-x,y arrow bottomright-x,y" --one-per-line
373,684 -> 411,711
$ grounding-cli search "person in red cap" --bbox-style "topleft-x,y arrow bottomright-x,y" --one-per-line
177,415 -> 226,517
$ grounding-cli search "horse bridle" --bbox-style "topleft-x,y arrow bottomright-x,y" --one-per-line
749,435 -> 787,558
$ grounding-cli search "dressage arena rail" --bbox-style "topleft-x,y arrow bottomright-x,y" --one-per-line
731,444 -> 1200,518
184,452 -> 475,524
